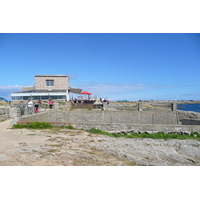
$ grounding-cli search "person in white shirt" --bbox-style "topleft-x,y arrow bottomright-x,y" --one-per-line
27,99 -> 33,115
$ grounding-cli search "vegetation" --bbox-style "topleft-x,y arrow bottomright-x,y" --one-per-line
12,123 -> 200,140
59,102 -> 66,105
13,122 -> 53,129
88,128 -> 200,140
63,125 -> 75,129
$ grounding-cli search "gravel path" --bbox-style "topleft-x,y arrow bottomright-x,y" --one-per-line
1,120 -> 200,166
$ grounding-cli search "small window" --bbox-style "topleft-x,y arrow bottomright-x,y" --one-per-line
46,80 -> 54,86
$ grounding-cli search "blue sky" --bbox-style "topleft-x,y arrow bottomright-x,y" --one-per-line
0,33 -> 200,101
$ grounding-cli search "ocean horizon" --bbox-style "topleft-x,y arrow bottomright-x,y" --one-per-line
178,104 -> 200,113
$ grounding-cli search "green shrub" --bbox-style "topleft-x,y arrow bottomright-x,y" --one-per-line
65,125 -> 75,129
88,128 -> 200,140
89,128 -> 113,137
88,108 -> 92,110
27,122 -> 53,129
13,122 -> 53,129
12,124 -> 28,129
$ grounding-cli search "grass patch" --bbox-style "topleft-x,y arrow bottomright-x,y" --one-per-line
88,128 -> 124,138
88,128 -> 200,140
65,125 -> 75,129
58,125 -> 75,130
48,149 -> 58,153
13,122 -> 53,129
19,142 -> 27,146
48,144 -> 62,147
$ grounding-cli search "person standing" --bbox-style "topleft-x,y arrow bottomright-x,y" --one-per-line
19,101 -> 25,117
34,101 -> 39,113
27,99 -> 33,115
48,98 -> 54,109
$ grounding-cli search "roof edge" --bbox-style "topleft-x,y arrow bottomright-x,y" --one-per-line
35,75 -> 68,77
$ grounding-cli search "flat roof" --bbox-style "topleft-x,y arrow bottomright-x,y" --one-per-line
12,89 -> 67,94
11,88 -> 82,95
35,75 -> 68,77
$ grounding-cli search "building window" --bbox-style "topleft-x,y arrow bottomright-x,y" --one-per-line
46,80 -> 54,86
12,96 -> 22,100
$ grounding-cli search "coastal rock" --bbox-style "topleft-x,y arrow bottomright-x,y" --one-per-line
88,137 -> 200,166
1,120 -> 200,166
177,110 -> 200,125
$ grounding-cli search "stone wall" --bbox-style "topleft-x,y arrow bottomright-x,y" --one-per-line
35,75 -> 69,90
0,107 -> 10,115
0,115 -> 9,122
10,106 -> 21,127
19,109 -> 178,125
13,109 -> 200,133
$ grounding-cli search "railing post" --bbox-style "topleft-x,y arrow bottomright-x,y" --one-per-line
171,102 -> 177,112
5,105 -> 8,115
137,102 -> 143,111
103,102 -> 107,110
54,103 -> 59,111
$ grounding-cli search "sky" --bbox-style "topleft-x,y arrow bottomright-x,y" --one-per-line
0,33 -> 200,101
1,1 -> 200,199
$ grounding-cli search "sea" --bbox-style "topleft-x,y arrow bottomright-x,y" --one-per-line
177,104 -> 200,113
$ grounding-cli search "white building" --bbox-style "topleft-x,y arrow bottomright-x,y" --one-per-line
11,75 -> 82,101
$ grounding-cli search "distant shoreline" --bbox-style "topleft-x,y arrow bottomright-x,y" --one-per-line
112,100 -> 200,104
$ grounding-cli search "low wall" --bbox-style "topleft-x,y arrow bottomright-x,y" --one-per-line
19,109 -> 178,125
0,107 -> 10,115
15,109 -> 200,134
0,115 -> 10,122
17,120 -> 200,134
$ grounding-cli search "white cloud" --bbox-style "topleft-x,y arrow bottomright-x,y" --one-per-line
0,85 -> 22,100
0,85 -> 22,90
72,82 -> 164,100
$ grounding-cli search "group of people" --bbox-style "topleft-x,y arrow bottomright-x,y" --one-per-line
70,99 -> 96,105
19,98 -> 54,116
70,98 -> 109,106
100,98 -> 109,105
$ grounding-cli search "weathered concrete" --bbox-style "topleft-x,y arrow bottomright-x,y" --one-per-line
19,109 -> 178,125
0,106 -> 10,115
0,115 -> 9,122
10,106 -> 21,127
137,102 -> 143,111
15,109 -> 200,134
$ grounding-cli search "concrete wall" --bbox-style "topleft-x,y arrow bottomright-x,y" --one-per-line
10,106 -> 21,127
0,115 -> 9,122
19,110 -> 178,125
14,109 -> 200,133
0,107 -> 10,115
